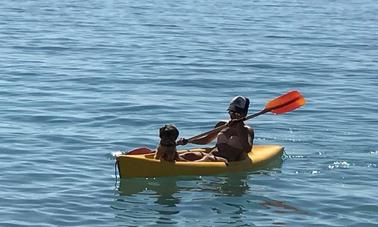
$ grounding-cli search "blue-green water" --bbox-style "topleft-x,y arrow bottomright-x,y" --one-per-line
1,0 -> 377,226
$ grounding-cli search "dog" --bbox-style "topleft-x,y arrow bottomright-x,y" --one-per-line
154,124 -> 180,162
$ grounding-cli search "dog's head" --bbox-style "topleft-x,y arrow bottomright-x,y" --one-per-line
159,124 -> 179,146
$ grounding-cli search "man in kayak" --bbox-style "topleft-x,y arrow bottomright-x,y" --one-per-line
177,96 -> 254,163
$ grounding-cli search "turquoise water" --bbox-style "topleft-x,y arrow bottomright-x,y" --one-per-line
1,0 -> 377,226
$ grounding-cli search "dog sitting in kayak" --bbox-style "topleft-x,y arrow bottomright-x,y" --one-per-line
154,124 -> 182,162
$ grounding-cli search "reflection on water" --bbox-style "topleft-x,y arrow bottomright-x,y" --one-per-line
195,172 -> 250,197
117,155 -> 283,198
116,173 -> 252,225
114,157 -> 285,225
261,199 -> 305,214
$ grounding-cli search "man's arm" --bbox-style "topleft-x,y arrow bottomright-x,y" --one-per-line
177,121 -> 226,145
189,121 -> 226,145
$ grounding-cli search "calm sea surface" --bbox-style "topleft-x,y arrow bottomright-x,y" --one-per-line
1,0 -> 377,226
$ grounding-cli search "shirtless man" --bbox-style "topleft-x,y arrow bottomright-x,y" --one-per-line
178,96 -> 254,163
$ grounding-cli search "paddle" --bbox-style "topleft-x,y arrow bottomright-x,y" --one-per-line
186,90 -> 306,142
126,90 -> 306,155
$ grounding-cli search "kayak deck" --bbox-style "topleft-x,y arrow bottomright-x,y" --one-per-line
116,145 -> 284,179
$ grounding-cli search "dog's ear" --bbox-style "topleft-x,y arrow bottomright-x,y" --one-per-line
159,125 -> 166,137
172,126 -> 179,139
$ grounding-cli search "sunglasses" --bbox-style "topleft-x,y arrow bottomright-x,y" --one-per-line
228,110 -> 242,116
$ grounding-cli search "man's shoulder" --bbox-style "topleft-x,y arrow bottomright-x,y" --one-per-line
244,125 -> 254,134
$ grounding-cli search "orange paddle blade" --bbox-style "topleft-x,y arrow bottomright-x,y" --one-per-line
270,96 -> 306,114
265,90 -> 306,114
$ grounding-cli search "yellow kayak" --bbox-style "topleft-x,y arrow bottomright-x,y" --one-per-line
116,145 -> 284,179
